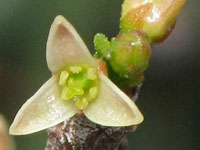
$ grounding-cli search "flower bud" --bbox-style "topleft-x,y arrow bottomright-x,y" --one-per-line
120,0 -> 186,42
109,30 -> 151,87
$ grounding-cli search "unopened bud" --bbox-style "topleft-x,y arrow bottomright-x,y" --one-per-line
110,30 -> 151,83
120,0 -> 186,42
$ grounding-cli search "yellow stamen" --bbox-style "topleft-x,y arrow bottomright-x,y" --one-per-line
61,86 -> 69,100
89,87 -> 98,99
87,68 -> 97,80
69,66 -> 82,73
59,71 -> 69,86
75,98 -> 88,110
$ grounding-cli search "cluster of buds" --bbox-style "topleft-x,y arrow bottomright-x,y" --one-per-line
94,30 -> 151,88
94,0 -> 186,88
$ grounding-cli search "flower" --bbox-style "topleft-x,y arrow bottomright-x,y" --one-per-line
9,15 -> 144,135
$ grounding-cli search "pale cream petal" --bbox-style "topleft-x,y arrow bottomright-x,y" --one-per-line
9,76 -> 77,135
84,73 -> 144,126
46,15 -> 97,73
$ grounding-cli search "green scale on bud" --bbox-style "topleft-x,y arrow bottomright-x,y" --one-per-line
94,33 -> 111,60
94,30 -> 151,88
58,65 -> 98,110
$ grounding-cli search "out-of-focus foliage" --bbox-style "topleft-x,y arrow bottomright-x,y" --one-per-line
0,0 -> 199,149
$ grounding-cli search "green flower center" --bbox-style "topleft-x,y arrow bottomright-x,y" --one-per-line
58,65 -> 99,110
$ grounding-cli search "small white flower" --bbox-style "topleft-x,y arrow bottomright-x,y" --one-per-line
9,16 -> 144,135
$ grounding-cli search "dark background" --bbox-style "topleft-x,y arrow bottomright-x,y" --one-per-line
0,0 -> 199,149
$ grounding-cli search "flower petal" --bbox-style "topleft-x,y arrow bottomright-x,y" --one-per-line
84,73 -> 144,126
9,76 -> 77,135
46,15 -> 97,73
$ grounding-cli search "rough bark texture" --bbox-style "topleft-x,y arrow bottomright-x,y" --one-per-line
45,86 -> 140,150
45,114 -> 136,150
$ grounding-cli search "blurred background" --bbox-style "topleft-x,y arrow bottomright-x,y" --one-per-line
0,0 -> 199,149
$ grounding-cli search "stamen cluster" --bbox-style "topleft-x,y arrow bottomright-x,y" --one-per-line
58,65 -> 99,110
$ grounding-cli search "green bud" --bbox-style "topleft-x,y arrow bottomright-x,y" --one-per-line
120,0 -> 186,42
94,33 -> 111,59
109,30 -> 151,82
